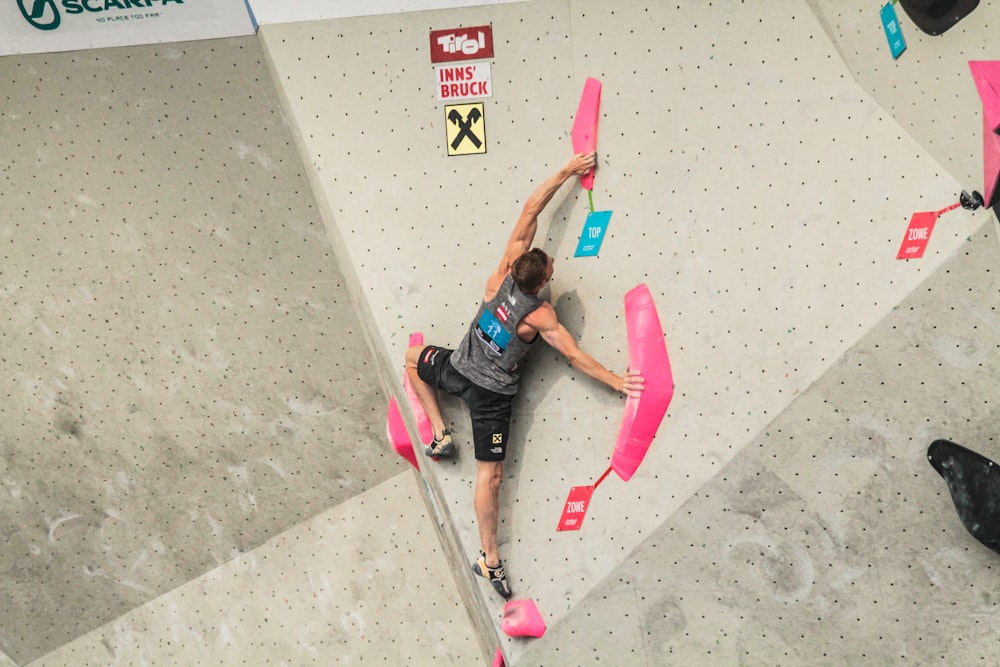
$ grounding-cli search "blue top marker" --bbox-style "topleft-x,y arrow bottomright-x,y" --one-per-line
880,3 -> 907,60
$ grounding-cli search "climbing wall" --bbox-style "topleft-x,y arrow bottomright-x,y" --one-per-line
260,0 -> 997,664
0,38 -> 476,665
532,223 -> 1000,665
808,0 -> 993,191
29,476 -> 478,666
2,0 -> 999,665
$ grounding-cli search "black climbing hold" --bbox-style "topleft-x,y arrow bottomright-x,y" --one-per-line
927,438 -> 1000,556
960,190 -> 984,211
898,0 -> 980,36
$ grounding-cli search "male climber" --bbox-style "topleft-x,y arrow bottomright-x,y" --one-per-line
404,150 -> 644,599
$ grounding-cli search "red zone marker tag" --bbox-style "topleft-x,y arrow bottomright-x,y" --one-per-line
896,202 -> 961,260
557,467 -> 612,531
556,486 -> 594,531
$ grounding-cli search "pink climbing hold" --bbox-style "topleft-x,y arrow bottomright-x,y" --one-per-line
969,61 -> 1000,208
386,396 -> 419,470
571,77 -> 602,191
492,646 -> 505,667
404,332 -> 434,445
500,598 -> 547,638
611,284 -> 673,482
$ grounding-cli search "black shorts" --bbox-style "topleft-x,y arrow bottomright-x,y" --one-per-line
415,345 -> 512,462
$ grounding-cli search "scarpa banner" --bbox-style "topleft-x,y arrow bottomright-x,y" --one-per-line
2,0 -> 256,57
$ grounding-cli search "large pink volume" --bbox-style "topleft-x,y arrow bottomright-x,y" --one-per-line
571,77 -> 601,191
612,284 -> 673,481
404,332 -> 434,445
969,61 -> 1000,208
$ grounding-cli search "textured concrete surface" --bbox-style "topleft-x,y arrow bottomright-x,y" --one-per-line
0,38 -> 474,665
29,474 -> 480,666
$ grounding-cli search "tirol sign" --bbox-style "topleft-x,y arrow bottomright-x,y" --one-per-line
4,0 -> 255,56
429,24 -> 493,63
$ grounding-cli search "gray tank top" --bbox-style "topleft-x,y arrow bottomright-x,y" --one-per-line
450,273 -> 544,395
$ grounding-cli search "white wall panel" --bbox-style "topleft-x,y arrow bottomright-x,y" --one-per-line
260,1 -> 990,663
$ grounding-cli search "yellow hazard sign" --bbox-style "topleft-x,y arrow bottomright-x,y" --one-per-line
445,102 -> 486,156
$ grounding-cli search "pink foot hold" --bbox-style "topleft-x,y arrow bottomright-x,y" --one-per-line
386,397 -> 419,470
492,646 -> 505,667
501,598 -> 547,638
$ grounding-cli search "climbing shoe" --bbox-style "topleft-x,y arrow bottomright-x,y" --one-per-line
472,552 -> 511,599
425,427 -> 455,458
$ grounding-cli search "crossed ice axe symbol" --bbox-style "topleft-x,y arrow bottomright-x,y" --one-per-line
448,108 -> 482,150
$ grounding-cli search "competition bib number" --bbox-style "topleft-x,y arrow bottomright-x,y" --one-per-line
475,309 -> 511,355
